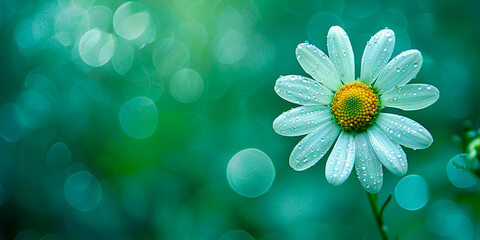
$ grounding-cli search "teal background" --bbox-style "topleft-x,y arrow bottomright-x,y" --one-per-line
0,0 -> 480,239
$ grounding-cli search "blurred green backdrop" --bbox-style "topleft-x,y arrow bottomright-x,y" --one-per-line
0,0 -> 480,239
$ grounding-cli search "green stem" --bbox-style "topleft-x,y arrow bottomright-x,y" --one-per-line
379,194 -> 392,218
366,191 -> 389,240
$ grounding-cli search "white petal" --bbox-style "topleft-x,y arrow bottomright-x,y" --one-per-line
355,132 -> 383,193
381,84 -> 439,111
367,125 -> 408,176
273,105 -> 333,136
327,26 -> 355,83
361,29 -> 395,84
375,113 -> 433,149
296,42 -> 343,91
274,75 -> 334,105
289,120 -> 340,171
375,50 -> 423,94
325,131 -> 355,186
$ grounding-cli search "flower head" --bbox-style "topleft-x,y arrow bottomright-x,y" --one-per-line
273,26 -> 439,193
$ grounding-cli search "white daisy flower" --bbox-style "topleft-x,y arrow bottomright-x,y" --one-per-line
273,26 -> 439,193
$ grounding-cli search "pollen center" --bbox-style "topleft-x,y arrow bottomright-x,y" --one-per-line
331,81 -> 380,132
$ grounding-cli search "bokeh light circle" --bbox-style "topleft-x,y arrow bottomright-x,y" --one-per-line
41,233 -> 63,240
64,171 -> 102,212
130,13 -> 156,48
20,90 -> 51,112
220,230 -> 255,240
212,28 -> 247,64
0,103 -> 26,143
0,0 -> 15,24
170,68 -> 204,103
394,175 -> 429,210
82,5 -> 113,31
446,154 -> 479,188
58,0 -> 95,9
31,4 -> 56,45
113,1 -> 151,41
15,229 -> 40,240
15,90 -> 49,128
54,6 -> 88,47
227,148 -> 275,198
24,69 -> 57,98
152,38 -> 190,76
45,142 -> 72,173
79,28 -> 115,67
119,97 -> 158,139
215,6 -> 244,30
426,200 -> 473,237
112,37 -> 134,75
15,18 -> 37,49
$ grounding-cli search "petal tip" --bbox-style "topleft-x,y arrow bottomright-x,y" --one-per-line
289,159 -> 308,171
327,177 -> 345,186
392,167 -> 408,176
296,42 -> 308,52
407,49 -> 422,58
432,85 -> 440,96
329,25 -> 344,33
413,141 -> 433,150
272,117 -> 281,133
371,28 -> 394,40
382,28 -> 394,35
381,29 -> 395,41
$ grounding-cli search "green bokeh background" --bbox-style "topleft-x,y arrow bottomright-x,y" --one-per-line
1,0 -> 480,239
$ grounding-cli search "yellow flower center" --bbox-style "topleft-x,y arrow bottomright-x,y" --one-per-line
331,81 -> 380,132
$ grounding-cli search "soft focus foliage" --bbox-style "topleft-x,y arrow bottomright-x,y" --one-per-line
0,0 -> 480,239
